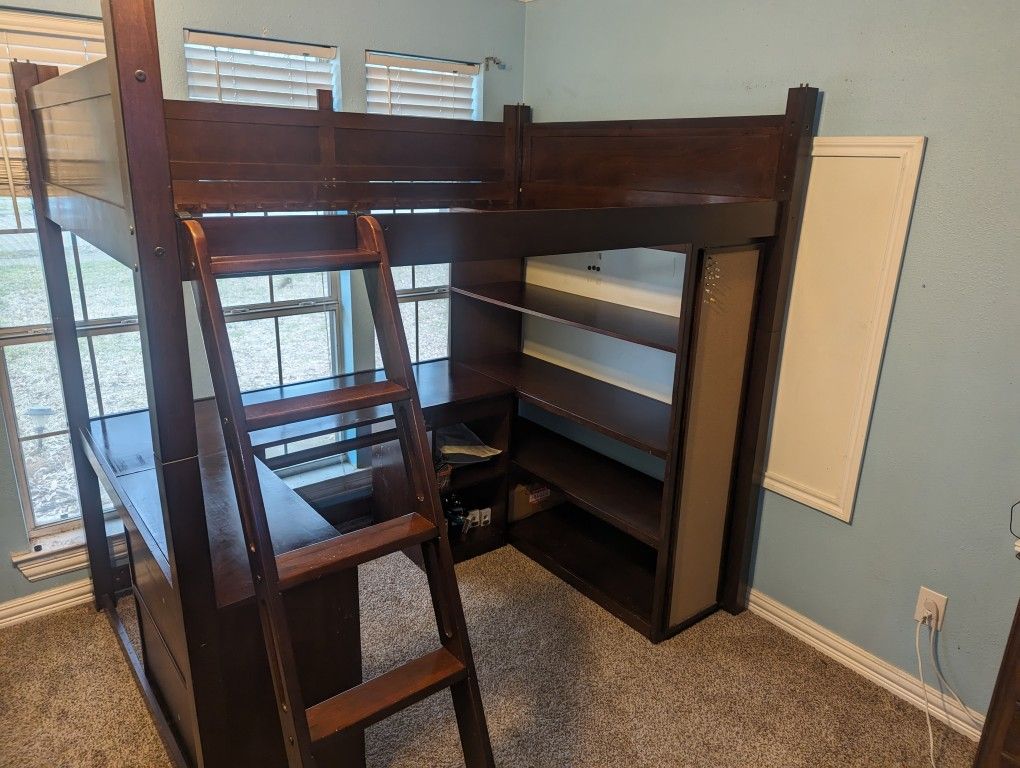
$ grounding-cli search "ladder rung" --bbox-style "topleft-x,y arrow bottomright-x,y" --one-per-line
277,513 -> 436,591
244,380 -> 409,432
307,647 -> 467,742
209,248 -> 380,277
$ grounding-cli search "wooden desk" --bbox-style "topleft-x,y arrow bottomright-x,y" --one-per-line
80,359 -> 510,767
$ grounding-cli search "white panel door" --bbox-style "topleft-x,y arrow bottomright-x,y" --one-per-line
764,137 -> 925,522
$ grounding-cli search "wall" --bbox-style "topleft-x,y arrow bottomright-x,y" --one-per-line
522,0 -> 1020,710
0,0 -> 525,603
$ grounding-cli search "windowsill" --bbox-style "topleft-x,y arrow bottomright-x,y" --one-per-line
12,518 -> 126,582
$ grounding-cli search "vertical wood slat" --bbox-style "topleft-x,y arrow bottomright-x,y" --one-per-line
502,104 -> 531,208
11,61 -> 114,607
720,85 -> 819,613
100,0 -> 225,765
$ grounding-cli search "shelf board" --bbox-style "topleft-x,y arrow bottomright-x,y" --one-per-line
466,353 -> 671,458
510,503 -> 655,637
452,281 -> 680,352
513,419 -> 663,547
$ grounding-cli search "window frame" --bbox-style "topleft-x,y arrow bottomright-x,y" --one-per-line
0,10 -> 108,535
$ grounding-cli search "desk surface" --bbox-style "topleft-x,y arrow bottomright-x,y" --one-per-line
82,359 -> 511,609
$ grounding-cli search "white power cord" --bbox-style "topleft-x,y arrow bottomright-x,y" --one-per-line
915,598 -> 980,768
928,626 -> 982,730
915,613 -> 938,768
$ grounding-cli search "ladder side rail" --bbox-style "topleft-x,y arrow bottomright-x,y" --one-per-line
183,219 -> 315,768
358,215 -> 496,767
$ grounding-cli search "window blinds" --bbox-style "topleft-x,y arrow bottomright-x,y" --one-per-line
366,51 -> 481,120
184,30 -> 336,109
0,10 -> 104,226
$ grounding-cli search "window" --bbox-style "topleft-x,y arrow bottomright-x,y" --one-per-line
365,50 -> 481,120
184,35 -> 346,471
366,51 -> 483,367
0,10 -> 109,533
184,30 -> 337,108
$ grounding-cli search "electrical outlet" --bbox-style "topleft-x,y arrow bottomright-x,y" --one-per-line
914,587 -> 948,630
466,509 -> 480,529
479,508 -> 491,527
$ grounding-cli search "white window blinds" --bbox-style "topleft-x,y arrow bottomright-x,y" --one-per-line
366,51 -> 481,120
0,10 -> 104,226
184,30 -> 336,109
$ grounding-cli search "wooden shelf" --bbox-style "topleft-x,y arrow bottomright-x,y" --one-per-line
452,281 -> 680,352
510,503 -> 655,636
513,419 -> 663,547
465,353 -> 671,458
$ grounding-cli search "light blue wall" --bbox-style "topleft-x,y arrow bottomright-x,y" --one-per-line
522,0 -> 1020,710
0,0 -> 525,603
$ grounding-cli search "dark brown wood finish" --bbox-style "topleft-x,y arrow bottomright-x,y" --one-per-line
513,418 -> 663,547
976,597 -> 1020,766
99,4 -> 229,764
720,86 -> 819,613
165,99 -> 514,212
25,7 -> 819,752
12,62 -> 114,607
307,647 -> 466,741
510,504 -> 656,635
186,213 -> 494,766
521,113 -> 786,202
466,353 -> 672,457
243,380 -> 407,431
184,202 -> 777,275
452,281 -> 681,351
276,513 -> 435,591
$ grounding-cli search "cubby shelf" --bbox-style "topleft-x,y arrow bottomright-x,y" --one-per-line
513,419 -> 663,547
465,353 -> 672,458
510,504 -> 656,636
451,281 -> 680,352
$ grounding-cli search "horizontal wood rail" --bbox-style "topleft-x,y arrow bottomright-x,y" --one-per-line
243,380 -> 409,432
306,647 -> 466,741
208,248 -> 380,277
277,513 -> 436,591
182,201 -> 778,275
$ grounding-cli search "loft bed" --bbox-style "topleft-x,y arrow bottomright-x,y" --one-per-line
13,1 -> 818,765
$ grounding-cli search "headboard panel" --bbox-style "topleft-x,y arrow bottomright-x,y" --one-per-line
521,114 -> 787,208
23,58 -> 135,265
165,100 -> 518,212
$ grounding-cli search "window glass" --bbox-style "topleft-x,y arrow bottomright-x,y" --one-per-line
279,312 -> 336,384
0,233 -> 49,328
227,318 -> 280,392
4,341 -> 67,436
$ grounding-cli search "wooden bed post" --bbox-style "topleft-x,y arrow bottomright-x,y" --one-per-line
100,0 -> 226,762
503,103 -> 531,208
720,85 -> 819,613
11,62 -> 116,609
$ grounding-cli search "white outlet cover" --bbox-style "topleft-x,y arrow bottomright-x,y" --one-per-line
914,587 -> 948,629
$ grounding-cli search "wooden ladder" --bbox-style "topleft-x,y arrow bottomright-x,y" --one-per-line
182,215 -> 494,767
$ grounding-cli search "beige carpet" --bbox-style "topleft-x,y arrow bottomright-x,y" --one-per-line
1,546 -> 977,767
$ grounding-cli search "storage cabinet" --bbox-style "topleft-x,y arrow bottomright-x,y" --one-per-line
450,247 -> 763,641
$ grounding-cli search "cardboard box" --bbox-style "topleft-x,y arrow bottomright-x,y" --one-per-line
509,482 -> 564,523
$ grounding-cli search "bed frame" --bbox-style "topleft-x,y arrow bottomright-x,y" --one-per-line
13,0 -> 818,764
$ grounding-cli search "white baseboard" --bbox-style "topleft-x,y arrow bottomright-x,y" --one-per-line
748,589 -> 984,741
0,578 -> 93,629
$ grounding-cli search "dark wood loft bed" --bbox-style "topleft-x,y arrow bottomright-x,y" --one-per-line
12,1 -> 818,764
